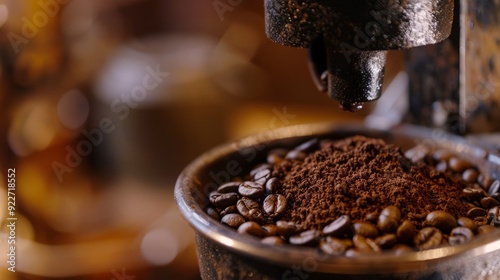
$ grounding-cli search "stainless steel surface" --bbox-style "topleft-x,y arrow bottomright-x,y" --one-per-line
175,123 -> 500,279
264,0 -> 454,108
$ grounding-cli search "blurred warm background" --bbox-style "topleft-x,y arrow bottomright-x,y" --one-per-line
0,1 -> 403,279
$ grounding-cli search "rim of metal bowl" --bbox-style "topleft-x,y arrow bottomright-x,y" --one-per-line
175,123 -> 500,274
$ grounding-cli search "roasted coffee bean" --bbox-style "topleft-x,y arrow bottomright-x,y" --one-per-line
209,191 -> 222,205
488,180 -> 500,196
249,164 -> 271,177
345,249 -> 366,257
449,157 -> 474,173
265,177 -> 280,193
392,244 -> 414,255
448,227 -> 474,245
414,227 -> 443,250
375,234 -> 397,249
352,234 -> 381,253
238,181 -> 265,199
365,212 -> 378,223
478,174 -> 493,191
220,205 -> 238,216
217,182 -> 241,194
253,168 -> 271,182
261,236 -> 285,245
457,217 -> 478,232
353,222 -> 379,239
267,148 -> 287,165
276,221 -> 303,237
289,230 -> 321,246
294,138 -> 319,153
462,187 -> 486,201
492,193 -> 500,203
481,197 -> 500,209
462,169 -> 479,184
205,207 -> 221,221
262,224 -> 278,236
425,211 -> 457,233
237,197 -> 260,219
221,213 -> 245,228
435,161 -> 448,172
488,206 -> 500,226
323,215 -> 351,237
238,221 -> 266,237
378,206 -> 401,233
396,220 -> 416,243
248,208 -> 266,224
263,194 -> 287,218
478,225 -> 496,235
285,150 -> 307,161
214,192 -> 239,209
432,150 -> 454,162
467,207 -> 488,219
320,237 -> 353,255
474,216 -> 489,227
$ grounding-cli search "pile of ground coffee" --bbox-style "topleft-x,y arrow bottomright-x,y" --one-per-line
273,136 -> 471,230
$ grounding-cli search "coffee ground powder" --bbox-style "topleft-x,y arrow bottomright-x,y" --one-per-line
273,136 -> 471,230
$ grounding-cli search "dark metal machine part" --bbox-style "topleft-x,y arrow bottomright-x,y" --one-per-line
265,0 -> 454,110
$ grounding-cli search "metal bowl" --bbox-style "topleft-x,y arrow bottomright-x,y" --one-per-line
175,123 -> 500,279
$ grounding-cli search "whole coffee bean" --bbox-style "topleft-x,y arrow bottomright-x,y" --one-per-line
378,206 -> 401,233
237,197 -> 260,219
205,207 -> 221,221
462,169 -> 479,184
353,222 -> 379,239
457,217 -> 478,232
449,227 -> 474,245
248,208 -> 266,224
478,174 -> 493,191
220,205 -> 238,216
365,212 -> 378,223
375,234 -> 397,249
214,192 -> 239,209
474,216 -> 489,227
238,221 -> 266,237
261,236 -> 285,245
249,164 -> 271,177
352,234 -> 381,253
345,249 -> 366,257
276,220 -> 303,237
265,177 -> 281,193
239,181 -> 265,199
217,182 -> 241,194
294,138 -> 319,153
392,244 -> 414,255
323,215 -> 351,237
414,227 -> 443,250
262,224 -> 278,236
263,194 -> 287,218
432,150 -> 454,162
462,187 -> 486,201
467,207 -> 488,219
435,161 -> 448,172
478,225 -> 496,235
320,237 -> 353,255
253,169 -> 271,183
397,220 -> 416,243
289,230 -> 321,246
449,157 -> 474,173
425,211 -> 457,233
492,193 -> 500,203
488,206 -> 500,226
488,180 -> 500,196
481,197 -> 500,209
267,148 -> 287,165
209,191 -> 222,205
285,150 -> 307,161
221,213 -> 245,228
